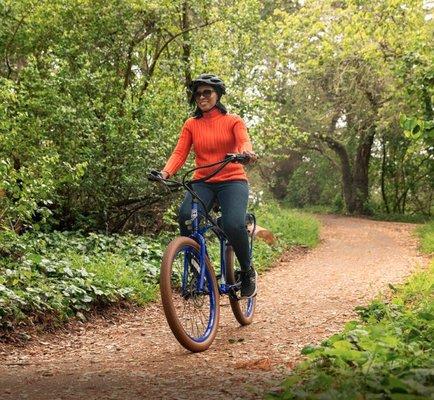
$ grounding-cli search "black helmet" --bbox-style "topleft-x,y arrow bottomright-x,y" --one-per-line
190,74 -> 226,97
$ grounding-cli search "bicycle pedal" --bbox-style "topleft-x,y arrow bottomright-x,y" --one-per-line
229,291 -> 241,301
228,284 -> 241,301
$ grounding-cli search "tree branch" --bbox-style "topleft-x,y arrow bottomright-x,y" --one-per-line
304,144 -> 340,170
4,13 -> 27,79
138,19 -> 220,100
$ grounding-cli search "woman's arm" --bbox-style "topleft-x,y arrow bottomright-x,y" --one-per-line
161,122 -> 192,177
233,116 -> 257,163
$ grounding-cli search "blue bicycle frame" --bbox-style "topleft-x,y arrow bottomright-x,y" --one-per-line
186,198 -> 252,297
148,153 -> 256,351
149,153 -> 254,299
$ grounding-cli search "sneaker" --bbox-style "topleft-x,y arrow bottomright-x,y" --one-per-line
240,267 -> 257,298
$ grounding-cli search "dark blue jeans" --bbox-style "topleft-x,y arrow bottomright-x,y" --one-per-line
178,180 -> 251,271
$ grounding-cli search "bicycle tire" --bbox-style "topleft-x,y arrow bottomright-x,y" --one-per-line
160,236 -> 220,352
225,245 -> 256,325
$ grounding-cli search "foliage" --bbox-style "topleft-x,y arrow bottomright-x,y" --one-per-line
0,0 -> 432,231
268,266 -> 434,399
253,0 -> 433,215
0,0 -> 245,231
417,221 -> 434,254
206,201 -> 319,274
285,154 -> 341,209
0,230 -> 164,330
0,201 -> 319,332
267,220 -> 434,399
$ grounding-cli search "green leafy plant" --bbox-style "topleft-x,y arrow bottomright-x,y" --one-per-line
0,230 -> 164,331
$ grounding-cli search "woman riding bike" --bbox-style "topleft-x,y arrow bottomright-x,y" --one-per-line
159,73 -> 258,298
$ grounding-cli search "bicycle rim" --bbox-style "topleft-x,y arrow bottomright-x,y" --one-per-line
226,246 -> 255,325
160,237 -> 219,352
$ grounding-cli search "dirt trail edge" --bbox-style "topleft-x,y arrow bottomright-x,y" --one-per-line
0,215 -> 429,400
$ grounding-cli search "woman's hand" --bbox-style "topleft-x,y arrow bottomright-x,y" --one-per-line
160,171 -> 170,179
242,151 -> 258,164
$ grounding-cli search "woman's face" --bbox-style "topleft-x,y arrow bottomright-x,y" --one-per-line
194,84 -> 218,112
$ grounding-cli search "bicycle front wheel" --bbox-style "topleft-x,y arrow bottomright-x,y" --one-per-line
226,245 -> 256,325
160,236 -> 220,352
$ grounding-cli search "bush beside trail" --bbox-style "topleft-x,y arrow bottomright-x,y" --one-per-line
253,203 -> 319,273
0,231 -> 163,335
417,221 -> 434,255
0,203 -> 319,337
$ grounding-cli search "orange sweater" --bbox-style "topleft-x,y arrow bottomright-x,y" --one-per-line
163,108 -> 253,182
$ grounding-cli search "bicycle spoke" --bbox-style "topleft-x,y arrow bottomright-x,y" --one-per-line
169,248 -> 212,340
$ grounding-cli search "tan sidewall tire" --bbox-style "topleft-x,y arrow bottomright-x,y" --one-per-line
225,246 -> 255,326
160,236 -> 220,352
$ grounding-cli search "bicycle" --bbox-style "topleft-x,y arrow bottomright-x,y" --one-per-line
148,153 -> 257,352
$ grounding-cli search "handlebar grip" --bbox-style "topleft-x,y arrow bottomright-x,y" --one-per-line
148,170 -> 163,182
225,153 -> 250,164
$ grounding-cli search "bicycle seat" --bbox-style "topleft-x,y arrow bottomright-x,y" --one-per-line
212,199 -> 220,213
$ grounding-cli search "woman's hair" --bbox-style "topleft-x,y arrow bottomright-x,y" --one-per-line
190,73 -> 228,118
193,99 -> 227,118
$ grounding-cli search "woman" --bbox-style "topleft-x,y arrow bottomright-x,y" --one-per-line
160,73 -> 257,298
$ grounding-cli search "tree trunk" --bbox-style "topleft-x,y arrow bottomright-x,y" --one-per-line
422,86 -> 433,121
181,1 -> 192,102
320,107 -> 377,215
352,127 -> 375,214
322,135 -> 356,213
380,135 -> 390,213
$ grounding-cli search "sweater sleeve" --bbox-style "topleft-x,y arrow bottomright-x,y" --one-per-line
162,121 -> 192,177
233,116 -> 253,153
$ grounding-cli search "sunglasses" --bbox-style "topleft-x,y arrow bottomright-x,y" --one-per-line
194,89 -> 215,100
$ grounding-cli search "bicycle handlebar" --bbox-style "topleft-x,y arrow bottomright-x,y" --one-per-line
224,153 -> 252,165
147,153 -> 253,185
148,170 -> 164,182
147,153 -> 256,234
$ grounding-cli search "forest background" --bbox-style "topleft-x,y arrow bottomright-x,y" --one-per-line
0,3 -> 433,398
0,0 -> 433,328
1,0 -> 432,235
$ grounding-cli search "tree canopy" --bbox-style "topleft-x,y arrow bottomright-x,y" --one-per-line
0,0 -> 432,233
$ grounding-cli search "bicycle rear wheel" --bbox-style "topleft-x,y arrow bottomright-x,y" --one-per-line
160,236 -> 219,352
226,245 -> 256,325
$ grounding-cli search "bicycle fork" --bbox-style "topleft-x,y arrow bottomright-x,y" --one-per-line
181,200 -> 208,294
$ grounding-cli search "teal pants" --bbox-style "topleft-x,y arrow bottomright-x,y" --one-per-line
178,180 -> 251,271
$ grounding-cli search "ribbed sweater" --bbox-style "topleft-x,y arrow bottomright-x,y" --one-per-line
163,107 -> 253,182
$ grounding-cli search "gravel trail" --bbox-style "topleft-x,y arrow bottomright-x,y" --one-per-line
0,215 -> 429,400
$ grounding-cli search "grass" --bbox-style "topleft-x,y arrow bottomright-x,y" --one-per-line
0,202 -> 320,332
288,202 -> 431,225
267,219 -> 434,400
252,202 -> 320,272
75,253 -> 158,305
369,213 -> 431,224
416,220 -> 434,254
293,204 -> 335,215
255,203 -> 320,248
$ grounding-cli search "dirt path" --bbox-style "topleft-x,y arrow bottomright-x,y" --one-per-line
0,215 -> 429,400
